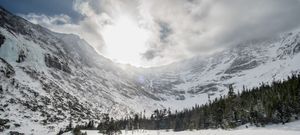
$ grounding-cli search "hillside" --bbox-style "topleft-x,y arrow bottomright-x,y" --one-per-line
0,6 -> 300,134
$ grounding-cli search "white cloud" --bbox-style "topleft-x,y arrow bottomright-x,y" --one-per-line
20,13 -> 71,26
20,0 -> 300,67
20,7 -> 108,53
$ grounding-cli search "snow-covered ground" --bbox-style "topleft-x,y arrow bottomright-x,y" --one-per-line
2,6 -> 300,135
64,120 -> 300,135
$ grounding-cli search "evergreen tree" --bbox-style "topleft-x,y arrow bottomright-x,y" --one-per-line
85,74 -> 300,132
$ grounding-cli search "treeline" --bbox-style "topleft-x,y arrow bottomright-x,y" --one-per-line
72,74 -> 300,133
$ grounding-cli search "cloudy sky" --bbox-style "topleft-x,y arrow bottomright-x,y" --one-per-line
1,0 -> 300,67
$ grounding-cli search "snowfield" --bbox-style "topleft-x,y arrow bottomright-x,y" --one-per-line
63,120 -> 300,135
2,6 -> 300,135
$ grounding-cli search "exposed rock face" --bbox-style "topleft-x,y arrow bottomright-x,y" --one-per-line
0,34 -> 4,47
0,6 -> 160,135
277,32 -> 300,59
9,131 -> 25,135
44,54 -> 71,73
0,118 -> 9,126
1,6 -> 300,135
0,58 -> 15,78
16,50 -> 26,63
140,32 -> 300,108
0,118 -> 10,132
225,57 -> 258,74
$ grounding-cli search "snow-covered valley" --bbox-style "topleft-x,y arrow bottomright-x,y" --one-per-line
1,5 -> 300,135
63,120 -> 300,135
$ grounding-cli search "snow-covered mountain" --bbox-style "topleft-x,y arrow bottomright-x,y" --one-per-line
140,32 -> 300,109
0,7 -> 163,134
0,7 -> 300,134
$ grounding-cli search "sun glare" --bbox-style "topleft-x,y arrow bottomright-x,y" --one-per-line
101,16 -> 150,66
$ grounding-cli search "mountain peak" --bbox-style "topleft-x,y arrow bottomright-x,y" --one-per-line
1,6 -> 300,134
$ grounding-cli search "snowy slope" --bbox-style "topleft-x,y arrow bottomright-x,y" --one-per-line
0,7 -> 162,134
63,120 -> 300,135
1,6 -> 300,135
140,31 -> 300,110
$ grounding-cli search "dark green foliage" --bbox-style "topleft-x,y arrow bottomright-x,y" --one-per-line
73,126 -> 82,135
72,126 -> 88,135
74,74 -> 300,132
110,74 -> 300,131
97,114 -> 121,135
86,120 -> 95,130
